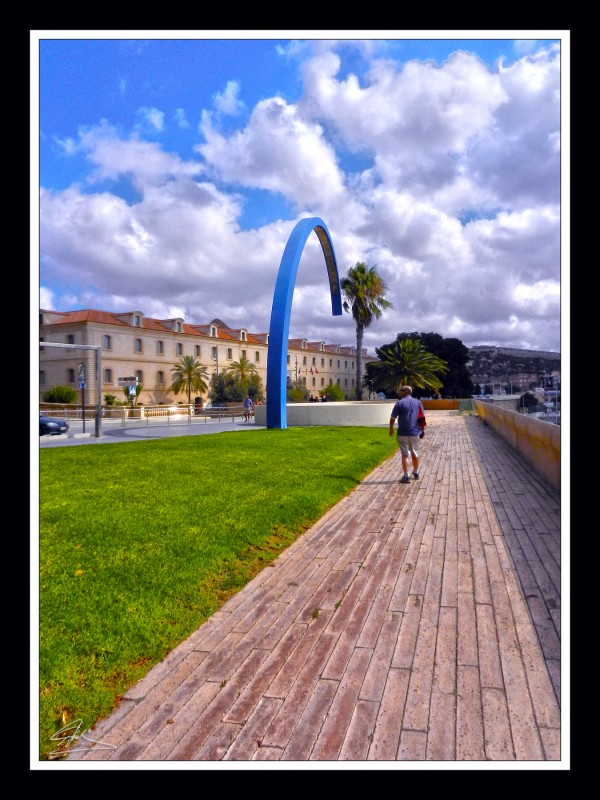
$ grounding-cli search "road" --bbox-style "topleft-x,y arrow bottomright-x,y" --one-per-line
38,416 -> 264,447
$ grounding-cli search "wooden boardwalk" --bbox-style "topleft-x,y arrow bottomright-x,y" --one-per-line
66,411 -> 562,764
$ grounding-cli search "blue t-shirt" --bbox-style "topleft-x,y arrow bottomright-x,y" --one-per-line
390,397 -> 424,436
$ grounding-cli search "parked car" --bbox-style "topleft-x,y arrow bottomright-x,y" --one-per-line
40,413 -> 69,436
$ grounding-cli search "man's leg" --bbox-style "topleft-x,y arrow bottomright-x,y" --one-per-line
398,438 -> 411,482
410,440 -> 420,478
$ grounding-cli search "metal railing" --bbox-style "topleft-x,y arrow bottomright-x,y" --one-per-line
41,403 -> 248,428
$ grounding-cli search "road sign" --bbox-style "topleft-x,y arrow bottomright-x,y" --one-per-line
128,385 -> 137,396
118,376 -> 138,386
79,382 -> 86,389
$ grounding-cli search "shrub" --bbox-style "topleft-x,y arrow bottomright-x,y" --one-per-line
324,381 -> 345,402
43,385 -> 78,404
287,386 -> 309,402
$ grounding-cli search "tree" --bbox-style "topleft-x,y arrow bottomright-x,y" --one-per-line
323,381 -> 345,402
226,355 -> 258,395
341,262 -> 393,401
365,337 -> 449,397
397,332 -> 474,399
122,384 -> 143,406
171,355 -> 209,404
211,371 -> 264,405
521,391 -> 538,410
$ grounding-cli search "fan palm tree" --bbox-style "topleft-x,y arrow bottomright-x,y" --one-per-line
171,355 -> 209,404
226,354 -> 258,395
366,337 -> 449,396
341,262 -> 393,400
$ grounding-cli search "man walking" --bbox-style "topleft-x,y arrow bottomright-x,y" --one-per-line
388,385 -> 426,483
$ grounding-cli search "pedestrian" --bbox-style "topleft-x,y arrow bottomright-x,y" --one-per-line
388,385 -> 426,483
243,395 -> 254,422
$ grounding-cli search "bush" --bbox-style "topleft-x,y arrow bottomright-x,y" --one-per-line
324,381 -> 345,402
287,386 -> 309,403
43,385 -> 78,404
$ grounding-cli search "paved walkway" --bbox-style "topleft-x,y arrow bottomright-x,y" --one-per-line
66,411 -> 562,764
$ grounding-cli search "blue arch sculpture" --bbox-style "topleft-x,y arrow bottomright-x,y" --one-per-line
266,217 -> 342,429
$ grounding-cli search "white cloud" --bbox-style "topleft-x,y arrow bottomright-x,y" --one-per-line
136,107 -> 165,132
39,40 -> 563,355
213,80 -> 245,116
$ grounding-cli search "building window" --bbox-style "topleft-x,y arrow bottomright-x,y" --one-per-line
321,358 -> 325,367
210,326 -> 217,337
312,378 -> 316,387
227,348 -> 233,360
176,343 -> 183,356
352,379 -> 355,387
242,349 -> 247,359
302,377 -> 306,386
329,359 -> 332,367
176,321 -> 182,332
287,355 -> 290,365
351,361 -> 355,369
255,351 -> 260,362
134,314 -> 141,326
157,371 -> 164,384
303,356 -> 307,366
241,331 -> 247,341
103,368 -> 112,384
195,345 -> 201,357
67,368 -> 75,383
336,378 -> 340,386
344,360 -> 348,369
337,360 -> 340,368
40,370 -> 46,385
103,335 -> 112,349
321,378 -> 324,387
156,340 -> 164,355
312,357 -> 316,366
136,370 -> 143,383
67,334 -> 75,344
134,338 -> 143,353
344,378 -> 348,387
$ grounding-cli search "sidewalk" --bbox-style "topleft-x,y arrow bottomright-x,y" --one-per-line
65,411 -> 563,765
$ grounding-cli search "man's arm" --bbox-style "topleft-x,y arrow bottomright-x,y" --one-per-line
389,416 -> 395,436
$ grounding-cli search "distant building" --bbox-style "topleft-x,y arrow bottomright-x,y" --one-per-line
39,308 -> 372,405
467,345 -> 560,393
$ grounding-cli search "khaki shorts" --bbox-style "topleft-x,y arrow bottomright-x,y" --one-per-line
396,435 -> 420,458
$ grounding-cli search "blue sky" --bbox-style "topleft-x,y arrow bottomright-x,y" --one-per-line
33,31 -> 568,356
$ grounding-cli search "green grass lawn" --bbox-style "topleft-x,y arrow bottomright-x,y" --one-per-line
37,426 -> 396,760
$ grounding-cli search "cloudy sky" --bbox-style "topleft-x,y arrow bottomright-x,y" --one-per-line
33,31 -> 568,356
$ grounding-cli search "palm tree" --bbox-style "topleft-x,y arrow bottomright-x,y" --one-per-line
341,262 -> 393,400
171,355 -> 209,404
366,337 -> 449,396
226,354 -> 258,395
